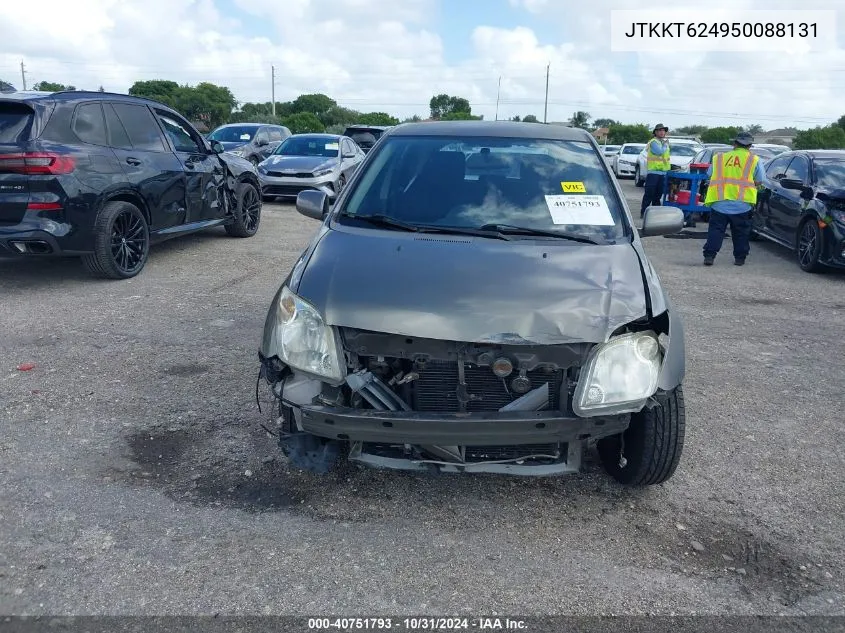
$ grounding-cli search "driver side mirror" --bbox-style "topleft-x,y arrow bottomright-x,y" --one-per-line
640,206 -> 684,237
210,140 -> 224,154
296,190 -> 329,221
780,178 -> 814,199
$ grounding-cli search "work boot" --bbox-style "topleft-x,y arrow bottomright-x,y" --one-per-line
734,258 -> 745,266
703,256 -> 714,266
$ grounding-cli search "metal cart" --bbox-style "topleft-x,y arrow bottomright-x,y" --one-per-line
661,171 -> 710,224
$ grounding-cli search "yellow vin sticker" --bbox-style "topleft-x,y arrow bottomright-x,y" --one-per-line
561,181 -> 586,193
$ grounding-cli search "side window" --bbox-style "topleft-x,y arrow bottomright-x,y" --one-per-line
766,155 -> 792,179
112,103 -> 167,152
103,103 -> 132,149
72,103 -> 108,146
155,111 -> 202,154
268,128 -> 282,142
784,156 -> 809,183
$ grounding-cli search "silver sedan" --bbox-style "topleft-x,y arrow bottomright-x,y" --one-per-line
257,133 -> 365,202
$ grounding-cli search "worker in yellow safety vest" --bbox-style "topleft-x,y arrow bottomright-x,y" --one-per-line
640,124 -> 671,218
702,131 -> 771,267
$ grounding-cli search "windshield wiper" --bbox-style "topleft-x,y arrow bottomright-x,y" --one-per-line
340,214 -> 512,240
478,223 -> 604,245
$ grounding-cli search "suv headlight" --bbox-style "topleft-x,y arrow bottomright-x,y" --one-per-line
572,331 -> 662,417
313,167 -> 333,177
262,286 -> 345,383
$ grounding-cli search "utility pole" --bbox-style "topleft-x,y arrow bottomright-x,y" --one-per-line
495,76 -> 501,121
20,60 -> 27,91
543,63 -> 550,123
271,65 -> 275,116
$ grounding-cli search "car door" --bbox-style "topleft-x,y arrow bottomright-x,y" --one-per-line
153,109 -> 225,223
340,139 -> 362,178
772,155 -> 810,239
264,127 -> 284,159
106,101 -> 188,232
754,154 -> 793,237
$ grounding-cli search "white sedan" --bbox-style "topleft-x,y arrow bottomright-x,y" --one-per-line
614,143 -> 645,178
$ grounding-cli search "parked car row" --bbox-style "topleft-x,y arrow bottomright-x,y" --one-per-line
0,89 -> 262,279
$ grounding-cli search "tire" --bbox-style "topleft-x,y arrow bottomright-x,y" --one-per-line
597,386 -> 686,486
336,173 -> 347,194
634,165 -> 644,187
796,217 -> 824,273
225,181 -> 261,238
82,200 -> 150,280
249,156 -> 259,167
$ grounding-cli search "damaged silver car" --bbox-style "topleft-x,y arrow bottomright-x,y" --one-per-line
258,121 -> 687,485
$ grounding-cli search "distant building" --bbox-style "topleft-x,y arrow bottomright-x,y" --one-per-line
757,128 -> 798,147
592,127 -> 610,143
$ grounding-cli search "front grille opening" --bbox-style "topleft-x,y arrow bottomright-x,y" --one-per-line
362,442 -> 567,465
411,360 -> 563,412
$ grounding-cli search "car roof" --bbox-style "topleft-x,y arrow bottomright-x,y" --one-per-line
792,150 -> 845,159
0,89 -> 181,112
345,124 -> 392,130
214,122 -> 272,128
289,133 -> 342,139
385,120 -> 595,142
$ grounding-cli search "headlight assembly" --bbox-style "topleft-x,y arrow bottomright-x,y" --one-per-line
572,331 -> 662,417
262,286 -> 346,383
313,168 -> 333,177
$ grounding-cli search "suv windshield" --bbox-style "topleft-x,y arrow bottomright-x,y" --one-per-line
339,135 -> 628,243
669,144 -> 699,157
274,136 -> 340,158
208,126 -> 258,143
813,158 -> 845,189
621,145 -> 643,154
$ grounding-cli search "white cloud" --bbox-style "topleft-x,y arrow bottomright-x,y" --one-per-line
0,0 -> 842,130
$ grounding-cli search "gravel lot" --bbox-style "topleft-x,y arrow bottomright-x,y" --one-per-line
1,178 -> 844,617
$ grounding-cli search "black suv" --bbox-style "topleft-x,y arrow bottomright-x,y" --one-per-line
0,90 -> 262,279
341,124 -> 392,154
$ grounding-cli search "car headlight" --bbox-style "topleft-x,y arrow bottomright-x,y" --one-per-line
830,209 -> 845,225
231,150 -> 244,157
262,286 -> 346,383
313,168 -> 333,177
572,331 -> 662,417
258,165 -> 268,174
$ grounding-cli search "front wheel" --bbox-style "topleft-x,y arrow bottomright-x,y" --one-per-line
225,181 -> 262,238
796,217 -> 823,273
597,386 -> 686,486
634,165 -> 644,187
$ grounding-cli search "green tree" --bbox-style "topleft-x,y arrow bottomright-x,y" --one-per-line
569,111 -> 591,129
592,117 -> 619,129
836,114 -> 845,131
675,125 -> 708,135
98,85 -> 105,92
319,105 -> 362,127
700,126 -> 741,144
429,94 -> 472,119
743,123 -> 764,135
440,111 -> 483,121
290,93 -> 337,116
179,82 -> 237,129
128,80 -> 183,109
32,81 -> 75,91
357,111 -> 399,126
0,79 -> 14,92
793,125 -> 845,150
522,114 -> 539,123
403,114 -> 422,123
607,123 -> 652,145
281,112 -> 325,133
510,115 -> 521,122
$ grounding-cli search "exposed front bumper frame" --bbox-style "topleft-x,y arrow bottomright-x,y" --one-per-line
297,404 -> 629,445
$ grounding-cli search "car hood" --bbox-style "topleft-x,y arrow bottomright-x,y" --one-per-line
261,155 -> 337,171
295,228 -> 649,345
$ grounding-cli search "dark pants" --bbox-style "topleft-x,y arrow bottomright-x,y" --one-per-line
640,173 -> 665,216
703,210 -> 752,261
